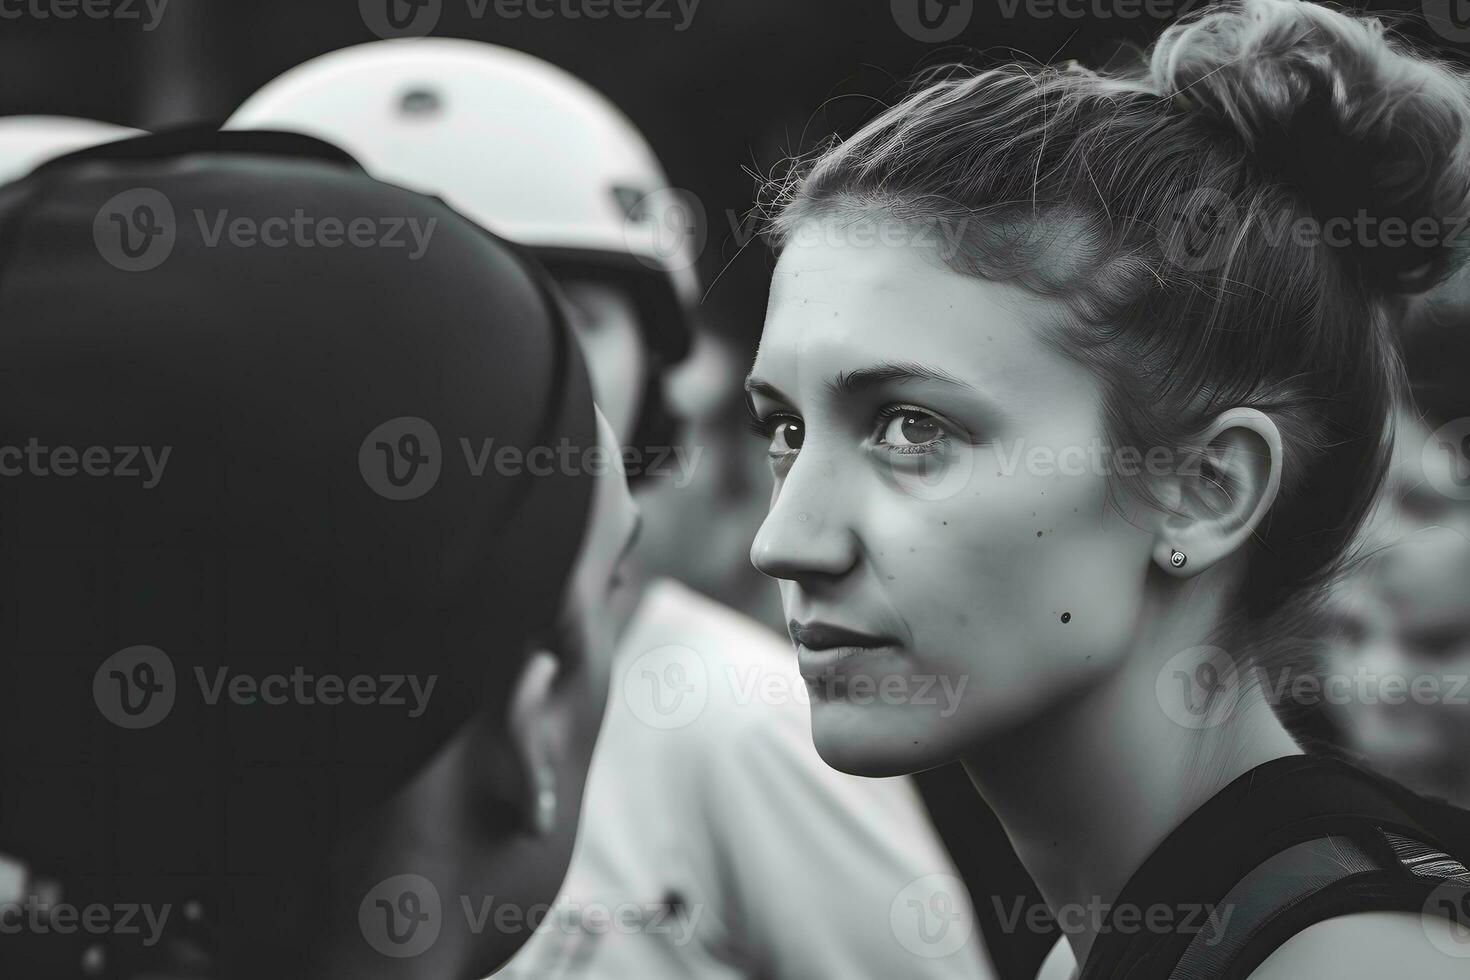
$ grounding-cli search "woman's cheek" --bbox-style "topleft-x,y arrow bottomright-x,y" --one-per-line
874,466 -> 1147,717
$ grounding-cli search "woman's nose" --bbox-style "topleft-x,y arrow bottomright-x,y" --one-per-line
749,453 -> 858,583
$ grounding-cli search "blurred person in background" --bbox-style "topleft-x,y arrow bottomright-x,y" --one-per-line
230,40 -> 995,979
0,115 -> 141,185
1318,301 -> 1470,811
635,250 -> 787,633
0,130 -> 636,980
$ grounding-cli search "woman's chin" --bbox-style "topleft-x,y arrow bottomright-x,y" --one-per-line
809,702 -> 957,777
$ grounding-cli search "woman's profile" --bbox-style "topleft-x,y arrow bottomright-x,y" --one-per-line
746,1 -> 1470,976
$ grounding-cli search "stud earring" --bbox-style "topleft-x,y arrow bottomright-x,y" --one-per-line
1169,549 -> 1187,569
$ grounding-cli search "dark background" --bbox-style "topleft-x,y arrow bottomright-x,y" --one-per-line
0,0 -> 1452,338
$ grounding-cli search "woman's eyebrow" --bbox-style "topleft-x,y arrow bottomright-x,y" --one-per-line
747,362 -> 1008,423
743,376 -> 794,405
825,361 -> 970,397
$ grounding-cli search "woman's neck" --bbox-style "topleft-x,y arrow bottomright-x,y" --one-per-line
963,610 -> 1303,968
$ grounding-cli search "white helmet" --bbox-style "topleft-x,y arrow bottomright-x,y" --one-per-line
0,116 -> 143,186
227,38 -> 698,364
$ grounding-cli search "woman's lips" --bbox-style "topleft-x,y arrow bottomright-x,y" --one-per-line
788,620 -> 901,684
788,620 -> 895,650
796,644 -> 904,680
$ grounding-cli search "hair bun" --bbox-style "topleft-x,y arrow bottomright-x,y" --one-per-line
1152,0 -> 1470,292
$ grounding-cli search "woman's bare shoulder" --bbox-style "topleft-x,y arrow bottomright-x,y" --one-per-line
1248,910 -> 1469,980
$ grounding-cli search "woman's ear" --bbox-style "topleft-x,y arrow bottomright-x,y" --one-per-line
1150,408 -> 1283,577
506,650 -> 564,837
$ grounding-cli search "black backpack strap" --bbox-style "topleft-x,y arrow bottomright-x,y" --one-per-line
1169,825 -> 1470,980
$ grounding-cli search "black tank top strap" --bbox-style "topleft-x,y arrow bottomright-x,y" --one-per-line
1079,755 -> 1470,980
1169,825 -> 1470,979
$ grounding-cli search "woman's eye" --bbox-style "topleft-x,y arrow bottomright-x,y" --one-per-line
749,414 -> 804,455
769,418 -> 804,454
877,407 -> 945,453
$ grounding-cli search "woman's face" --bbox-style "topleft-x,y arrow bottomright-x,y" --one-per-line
748,216 -> 1156,776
